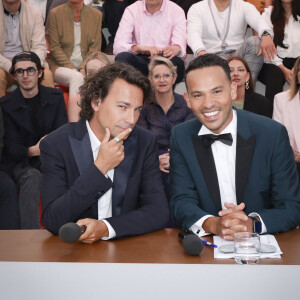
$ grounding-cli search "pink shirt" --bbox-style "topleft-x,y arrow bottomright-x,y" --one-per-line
113,0 -> 186,59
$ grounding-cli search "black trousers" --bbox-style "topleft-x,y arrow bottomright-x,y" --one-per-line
0,171 -> 20,229
115,52 -> 185,84
258,57 -> 298,108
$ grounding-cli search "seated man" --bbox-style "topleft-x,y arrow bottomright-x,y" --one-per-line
0,0 -> 54,98
187,0 -> 277,81
169,54 -> 300,240
0,108 -> 20,230
0,51 -> 67,229
113,0 -> 186,84
40,62 -> 169,242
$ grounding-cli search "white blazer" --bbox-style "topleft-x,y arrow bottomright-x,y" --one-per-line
273,90 -> 300,152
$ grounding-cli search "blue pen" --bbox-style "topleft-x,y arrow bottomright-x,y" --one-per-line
201,240 -> 218,248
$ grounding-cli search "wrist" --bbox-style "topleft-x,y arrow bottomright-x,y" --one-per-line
203,216 -> 218,235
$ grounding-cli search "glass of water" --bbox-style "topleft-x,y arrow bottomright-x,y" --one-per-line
234,232 -> 260,264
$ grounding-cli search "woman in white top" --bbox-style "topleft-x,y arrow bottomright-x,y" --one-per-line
273,56 -> 300,183
258,0 -> 300,108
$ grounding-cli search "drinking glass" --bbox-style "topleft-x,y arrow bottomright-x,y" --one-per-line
234,232 -> 260,264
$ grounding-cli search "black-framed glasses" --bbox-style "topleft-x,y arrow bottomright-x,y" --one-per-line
15,67 -> 38,77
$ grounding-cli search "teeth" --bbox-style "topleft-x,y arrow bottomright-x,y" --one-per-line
204,111 -> 218,117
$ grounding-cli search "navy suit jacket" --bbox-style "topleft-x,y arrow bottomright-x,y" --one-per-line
40,119 -> 169,236
169,109 -> 300,234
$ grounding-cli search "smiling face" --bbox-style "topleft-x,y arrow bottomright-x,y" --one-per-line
150,64 -> 176,94
184,66 -> 236,134
89,78 -> 144,141
228,59 -> 250,89
14,60 -> 42,96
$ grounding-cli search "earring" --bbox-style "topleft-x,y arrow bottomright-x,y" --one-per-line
245,80 -> 249,90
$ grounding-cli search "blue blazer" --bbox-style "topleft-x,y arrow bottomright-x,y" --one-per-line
40,119 -> 169,236
169,109 -> 300,234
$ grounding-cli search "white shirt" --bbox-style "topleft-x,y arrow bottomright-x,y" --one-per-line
70,22 -> 83,69
263,6 -> 300,66
86,121 -> 116,240
187,0 -> 273,55
189,110 -> 267,236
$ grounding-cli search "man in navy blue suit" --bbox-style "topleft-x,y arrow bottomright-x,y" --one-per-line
169,54 -> 300,240
40,62 -> 169,242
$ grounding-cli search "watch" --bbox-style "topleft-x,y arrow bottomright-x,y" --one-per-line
262,31 -> 270,37
250,217 -> 262,234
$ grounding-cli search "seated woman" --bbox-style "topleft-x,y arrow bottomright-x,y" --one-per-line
137,56 -> 194,215
258,0 -> 300,108
47,0 -> 102,97
228,56 -> 272,118
67,52 -> 111,122
273,56 -> 300,183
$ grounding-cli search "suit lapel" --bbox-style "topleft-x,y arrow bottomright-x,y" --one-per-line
191,134 -> 222,212
112,129 -> 137,216
235,110 -> 256,204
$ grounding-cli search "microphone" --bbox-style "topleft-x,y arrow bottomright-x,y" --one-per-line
59,222 -> 87,243
178,231 -> 204,256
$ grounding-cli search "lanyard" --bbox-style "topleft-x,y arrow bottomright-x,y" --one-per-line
208,0 -> 232,50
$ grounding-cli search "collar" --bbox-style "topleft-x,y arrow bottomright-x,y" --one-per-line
142,0 -> 165,14
3,2 -> 21,16
86,120 -> 101,154
198,109 -> 237,137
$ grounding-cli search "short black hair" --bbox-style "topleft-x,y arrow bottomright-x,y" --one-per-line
185,54 -> 231,89
80,62 -> 152,121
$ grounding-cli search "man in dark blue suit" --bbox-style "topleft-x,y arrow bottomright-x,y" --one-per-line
169,54 -> 300,240
41,62 -> 169,242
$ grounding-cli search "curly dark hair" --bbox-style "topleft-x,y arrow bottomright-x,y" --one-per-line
79,62 -> 153,121
271,0 -> 300,49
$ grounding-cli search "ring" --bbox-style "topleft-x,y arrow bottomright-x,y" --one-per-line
114,137 -> 121,143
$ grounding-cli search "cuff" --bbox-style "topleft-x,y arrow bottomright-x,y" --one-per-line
189,215 -> 214,237
101,219 -> 116,240
248,212 -> 267,234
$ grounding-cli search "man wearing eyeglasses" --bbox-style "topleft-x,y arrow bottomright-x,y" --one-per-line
0,51 -> 67,229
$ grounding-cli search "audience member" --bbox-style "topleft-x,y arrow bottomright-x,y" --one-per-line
169,54 -> 300,240
47,0 -> 102,97
228,56 -> 272,118
137,56 -> 194,191
0,52 -> 67,229
113,0 -> 186,84
0,0 -> 54,98
40,62 -> 169,240
0,107 -> 20,230
273,56 -> 300,184
258,0 -> 300,107
68,52 -> 111,122
187,0 -> 276,81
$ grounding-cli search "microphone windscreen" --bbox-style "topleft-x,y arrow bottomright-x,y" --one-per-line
59,222 -> 82,243
182,234 -> 204,256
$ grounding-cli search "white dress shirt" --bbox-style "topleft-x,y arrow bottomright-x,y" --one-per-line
86,121 -> 116,240
190,110 -> 267,236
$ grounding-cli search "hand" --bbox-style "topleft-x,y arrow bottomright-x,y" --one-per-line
28,135 -> 47,157
132,45 -> 162,57
279,65 -> 293,85
294,151 -> 300,163
79,69 -> 85,77
94,128 -> 132,174
77,219 -> 109,244
197,50 -> 207,56
159,151 -> 170,173
162,45 -> 181,60
258,35 -> 277,61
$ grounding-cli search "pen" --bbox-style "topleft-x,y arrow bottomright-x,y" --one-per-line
201,240 -> 218,248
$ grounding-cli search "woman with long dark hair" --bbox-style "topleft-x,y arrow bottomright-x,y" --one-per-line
258,0 -> 300,108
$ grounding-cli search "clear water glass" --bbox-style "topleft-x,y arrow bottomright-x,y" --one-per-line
234,232 -> 260,264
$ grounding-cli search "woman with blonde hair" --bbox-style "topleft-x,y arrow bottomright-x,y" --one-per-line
67,52 -> 111,121
273,56 -> 300,182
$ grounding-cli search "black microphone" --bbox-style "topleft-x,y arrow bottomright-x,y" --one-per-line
178,232 -> 204,256
59,222 -> 87,243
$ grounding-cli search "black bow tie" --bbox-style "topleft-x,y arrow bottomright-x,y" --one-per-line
202,133 -> 233,147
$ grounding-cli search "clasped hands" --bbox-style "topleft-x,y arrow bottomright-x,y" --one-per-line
132,45 -> 181,59
203,202 -> 253,241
